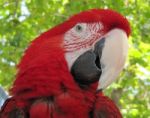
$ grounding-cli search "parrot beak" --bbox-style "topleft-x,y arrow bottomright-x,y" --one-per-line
97,29 -> 128,89
71,38 -> 105,87
71,29 -> 128,89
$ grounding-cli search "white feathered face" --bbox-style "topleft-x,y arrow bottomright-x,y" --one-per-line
64,22 -> 104,68
64,22 -> 104,51
63,22 -> 128,90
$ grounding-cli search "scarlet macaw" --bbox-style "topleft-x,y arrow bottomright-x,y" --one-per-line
0,9 -> 131,118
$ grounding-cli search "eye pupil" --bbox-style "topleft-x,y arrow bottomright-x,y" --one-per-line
77,25 -> 82,30
76,25 -> 82,32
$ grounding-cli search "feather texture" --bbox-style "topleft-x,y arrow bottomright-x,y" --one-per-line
93,92 -> 122,118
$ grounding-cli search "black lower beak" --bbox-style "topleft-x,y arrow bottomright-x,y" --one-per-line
71,38 -> 105,86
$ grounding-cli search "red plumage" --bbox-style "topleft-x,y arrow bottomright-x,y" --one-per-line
0,9 -> 130,118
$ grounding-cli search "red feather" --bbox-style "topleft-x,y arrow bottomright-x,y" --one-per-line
0,9 -> 130,118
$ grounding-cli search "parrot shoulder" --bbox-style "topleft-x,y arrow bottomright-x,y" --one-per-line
0,98 -> 27,118
93,91 -> 122,118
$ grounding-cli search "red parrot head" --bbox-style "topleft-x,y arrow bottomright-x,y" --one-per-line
14,9 -> 131,96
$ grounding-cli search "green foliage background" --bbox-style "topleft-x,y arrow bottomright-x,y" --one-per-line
0,0 -> 150,117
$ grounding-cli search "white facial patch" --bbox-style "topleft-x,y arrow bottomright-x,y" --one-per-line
98,28 -> 128,89
64,22 -> 103,69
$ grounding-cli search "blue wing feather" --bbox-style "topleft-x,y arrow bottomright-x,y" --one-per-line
0,86 -> 8,108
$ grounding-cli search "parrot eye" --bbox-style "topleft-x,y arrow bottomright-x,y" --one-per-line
74,23 -> 86,33
75,25 -> 82,32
